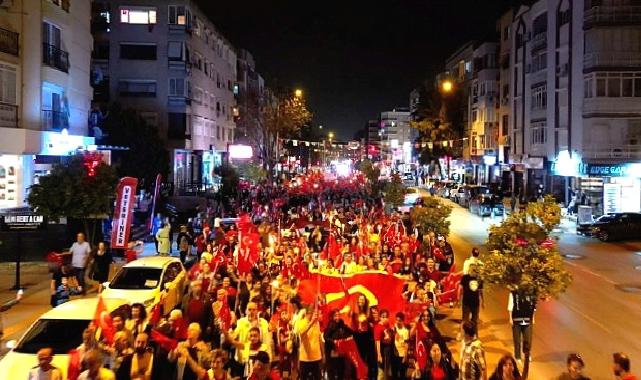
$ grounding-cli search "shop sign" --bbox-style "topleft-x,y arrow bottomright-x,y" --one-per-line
41,131 -> 95,156
603,183 -> 622,213
584,163 -> 641,178
0,214 -> 46,231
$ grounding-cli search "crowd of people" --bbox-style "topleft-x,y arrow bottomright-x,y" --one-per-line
34,174 -> 637,380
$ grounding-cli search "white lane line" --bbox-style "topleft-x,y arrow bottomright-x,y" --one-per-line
562,299 -> 612,334
563,259 -> 616,285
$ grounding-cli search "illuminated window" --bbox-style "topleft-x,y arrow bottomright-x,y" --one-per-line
120,7 -> 157,24
168,5 -> 191,26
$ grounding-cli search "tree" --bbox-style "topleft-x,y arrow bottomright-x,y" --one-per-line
236,162 -> 268,184
358,159 -> 383,198
410,80 -> 465,175
244,87 -> 312,175
214,163 -> 240,209
480,195 -> 571,379
101,103 -> 170,190
410,197 -> 453,237
27,155 -> 118,245
384,173 -> 406,209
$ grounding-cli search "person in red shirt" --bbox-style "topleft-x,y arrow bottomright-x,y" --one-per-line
374,309 -> 394,379
613,352 -> 638,380
424,342 -> 458,380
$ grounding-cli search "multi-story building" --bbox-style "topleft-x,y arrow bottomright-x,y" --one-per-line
0,0 -> 94,209
380,108 -> 413,171
509,0 -> 641,214
91,0 -> 237,189
497,9 -> 513,171
445,42 -> 475,161
235,49 -> 264,146
470,42 -> 500,184
365,120 -> 381,161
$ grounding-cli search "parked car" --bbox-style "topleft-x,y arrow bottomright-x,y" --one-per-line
0,298 -> 130,379
450,185 -> 466,203
402,172 -> 415,185
589,212 -> 641,242
469,194 -> 504,217
459,185 -> 490,207
101,256 -> 186,313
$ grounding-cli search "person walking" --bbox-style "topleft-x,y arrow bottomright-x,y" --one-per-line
457,264 -> 484,340
69,232 -> 91,295
508,290 -> 536,367
176,225 -> 193,264
92,241 -> 113,293
156,223 -> 171,256
28,347 -> 62,380
556,353 -> 590,380
294,307 -> 323,380
489,354 -> 521,380
459,321 -> 487,380
613,353 -> 638,380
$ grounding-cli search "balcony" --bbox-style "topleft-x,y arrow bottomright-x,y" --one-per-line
584,52 -> 641,70
0,28 -> 19,57
531,33 -> 547,52
43,43 -> 69,73
584,6 -> 641,29
41,110 -> 68,131
583,145 -> 641,160
0,104 -> 18,128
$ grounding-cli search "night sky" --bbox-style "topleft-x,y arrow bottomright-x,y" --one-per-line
201,0 -> 521,140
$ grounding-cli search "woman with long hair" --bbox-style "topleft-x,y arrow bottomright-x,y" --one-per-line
421,342 -> 457,380
489,354 -> 522,380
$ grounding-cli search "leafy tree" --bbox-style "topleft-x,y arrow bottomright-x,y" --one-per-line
384,173 -> 406,209
214,163 -> 240,209
236,162 -> 268,184
481,195 -> 571,379
27,155 -> 118,244
410,197 -> 453,237
101,103 -> 170,190
243,87 -> 312,175
358,159 -> 383,197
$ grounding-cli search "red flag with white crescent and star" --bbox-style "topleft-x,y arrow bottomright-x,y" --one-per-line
237,232 -> 261,275
92,296 -> 114,344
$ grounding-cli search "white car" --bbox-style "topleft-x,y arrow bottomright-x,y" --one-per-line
0,298 -> 130,379
101,256 -> 186,314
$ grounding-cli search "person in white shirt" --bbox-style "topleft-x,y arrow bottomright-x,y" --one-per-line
28,347 -> 62,380
463,247 -> 483,275
69,232 -> 91,295
392,312 -> 409,380
339,253 -> 357,275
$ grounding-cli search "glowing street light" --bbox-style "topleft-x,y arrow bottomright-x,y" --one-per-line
295,89 -> 303,98
328,132 -> 334,141
441,79 -> 453,93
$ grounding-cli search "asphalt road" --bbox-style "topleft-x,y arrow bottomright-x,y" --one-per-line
441,198 -> 641,380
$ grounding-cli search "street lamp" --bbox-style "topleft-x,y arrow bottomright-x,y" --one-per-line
441,79 -> 453,93
295,88 -> 303,98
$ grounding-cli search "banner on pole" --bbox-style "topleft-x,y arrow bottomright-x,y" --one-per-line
111,177 -> 138,249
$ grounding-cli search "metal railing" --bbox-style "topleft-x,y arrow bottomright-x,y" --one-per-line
0,104 -> 18,128
42,43 -> 69,73
0,28 -> 19,56
582,145 -> 641,160
41,110 -> 68,131
584,51 -> 641,69
531,33 -> 547,51
584,6 -> 641,27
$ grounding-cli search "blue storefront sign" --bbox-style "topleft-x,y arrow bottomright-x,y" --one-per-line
583,163 -> 641,178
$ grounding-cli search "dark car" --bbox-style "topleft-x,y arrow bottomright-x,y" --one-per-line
469,194 -> 504,217
590,212 -> 641,242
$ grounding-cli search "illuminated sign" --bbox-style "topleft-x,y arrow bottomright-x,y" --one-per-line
229,144 -> 253,159
583,163 -> 641,178
41,131 -> 95,156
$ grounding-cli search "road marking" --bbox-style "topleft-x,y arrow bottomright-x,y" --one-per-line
563,259 -> 616,285
562,299 -> 612,334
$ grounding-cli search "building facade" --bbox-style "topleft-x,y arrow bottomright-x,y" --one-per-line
91,0 -> 237,189
235,48 -> 264,146
0,0 -> 94,209
380,108 -> 413,172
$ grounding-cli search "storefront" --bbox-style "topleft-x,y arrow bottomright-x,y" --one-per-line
0,130 -> 94,210
582,163 -> 641,215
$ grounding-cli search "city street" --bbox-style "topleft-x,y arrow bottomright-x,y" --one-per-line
442,198 -> 641,380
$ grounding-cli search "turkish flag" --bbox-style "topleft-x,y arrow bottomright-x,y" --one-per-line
416,338 -> 428,371
93,296 -> 114,344
438,271 -> 463,304
67,349 -> 82,380
218,296 -> 232,332
236,213 -> 253,234
237,232 -> 261,275
298,272 -> 406,319
151,329 -> 178,351
334,337 -> 368,380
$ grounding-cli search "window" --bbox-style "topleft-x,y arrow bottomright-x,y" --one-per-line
586,72 -> 641,98
168,5 -> 190,26
120,43 -> 156,60
216,126 -> 220,140
118,79 -> 156,97
120,7 -> 157,24
531,122 -> 547,145
531,84 -> 547,110
0,63 -> 17,105
192,87 -> 203,104
503,26 -> 510,41
192,52 -> 202,70
558,9 -> 571,26
168,112 -> 187,139
204,59 -> 208,75
471,109 -> 478,122
168,78 -> 185,96
502,114 -> 509,135
168,41 -> 185,61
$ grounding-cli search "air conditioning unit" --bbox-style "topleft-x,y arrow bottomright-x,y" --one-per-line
0,0 -> 13,7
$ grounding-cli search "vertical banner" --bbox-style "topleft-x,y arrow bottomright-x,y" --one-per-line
111,177 -> 139,249
147,174 -> 162,234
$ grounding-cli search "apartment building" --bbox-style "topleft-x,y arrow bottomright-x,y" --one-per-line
508,0 -> 641,213
380,108 -> 413,171
91,0 -> 237,188
235,49 -> 264,147
497,9 -> 514,168
444,42 -> 475,161
0,0 -> 94,209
